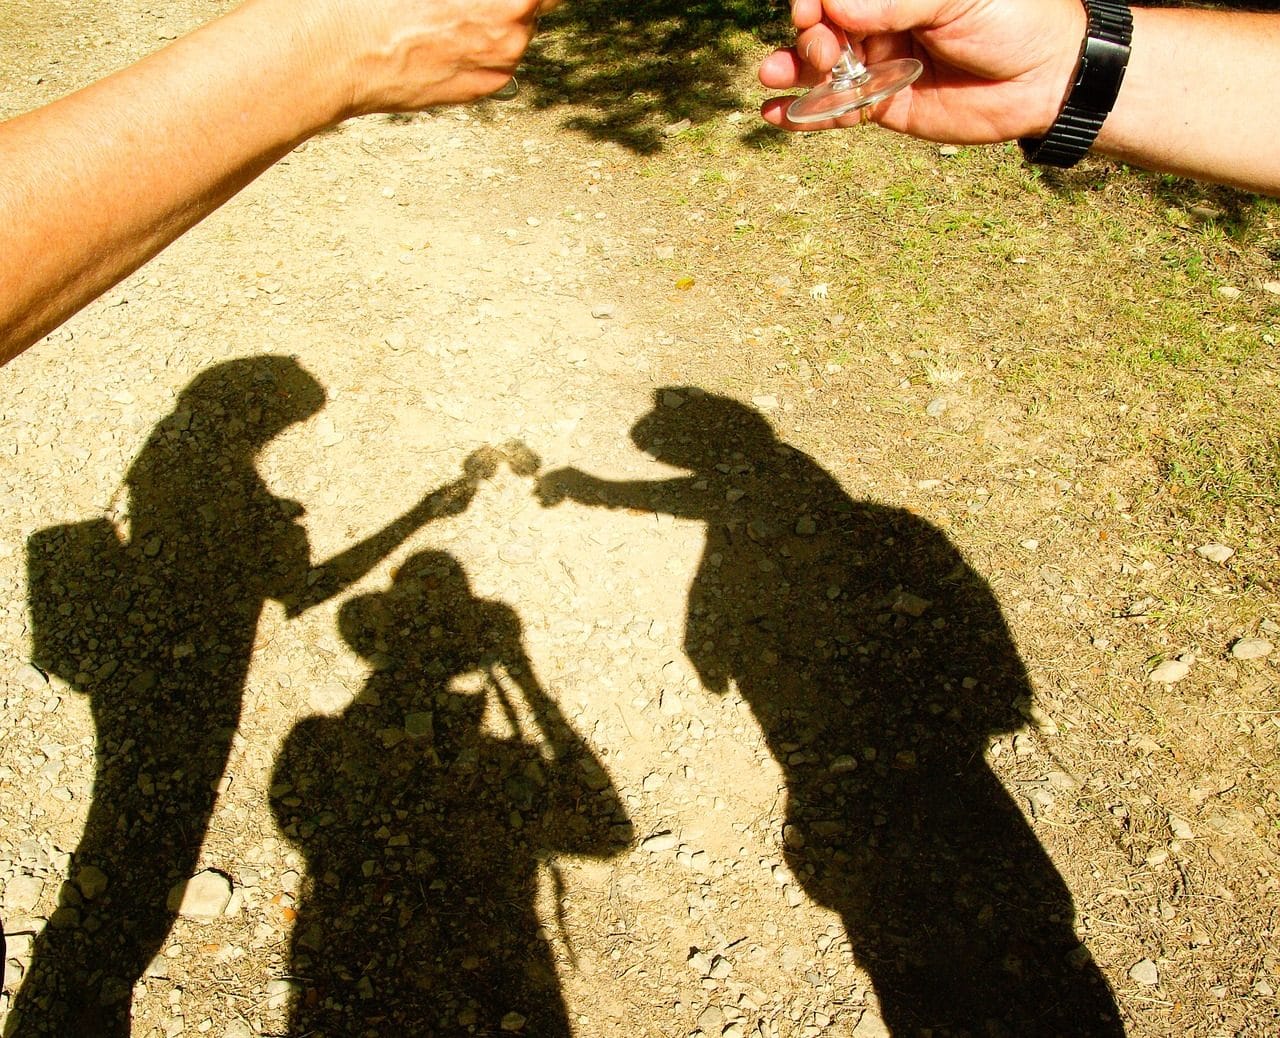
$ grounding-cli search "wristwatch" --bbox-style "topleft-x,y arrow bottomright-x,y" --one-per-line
1020,0 -> 1133,169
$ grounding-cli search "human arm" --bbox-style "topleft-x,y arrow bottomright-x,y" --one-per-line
0,0 -> 545,365
759,0 -> 1280,196
537,468 -> 709,519
285,446 -> 502,616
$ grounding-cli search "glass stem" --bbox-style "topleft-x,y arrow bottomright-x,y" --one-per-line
830,30 -> 869,87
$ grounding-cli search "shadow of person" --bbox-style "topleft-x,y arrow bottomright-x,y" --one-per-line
270,550 -> 633,1036
538,387 -> 1124,1037
14,357 -> 505,1037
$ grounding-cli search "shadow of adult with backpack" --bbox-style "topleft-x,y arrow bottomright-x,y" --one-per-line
270,549 -> 633,1035
538,387 -> 1124,1037
13,356 -> 506,1036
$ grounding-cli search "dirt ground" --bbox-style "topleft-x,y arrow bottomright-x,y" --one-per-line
1,3 -> 1278,1037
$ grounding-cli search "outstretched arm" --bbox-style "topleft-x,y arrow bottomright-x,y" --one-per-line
760,0 -> 1280,196
538,468 -> 709,520
286,447 -> 503,615
0,0 -> 544,364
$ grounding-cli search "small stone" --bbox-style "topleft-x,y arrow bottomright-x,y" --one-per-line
1169,815 -> 1194,840
708,955 -> 732,979
939,145 -> 960,157
591,303 -> 616,319
794,517 -> 817,536
404,712 -> 434,740
688,949 -> 712,975
1196,543 -> 1234,563
49,906 -> 80,928
1145,847 -> 1169,867
76,865 -> 109,900
852,1011 -> 890,1037
3,875 -> 44,913
698,1006 -> 724,1032
1230,637 -> 1273,660
167,870 -> 233,920
1149,659 -> 1191,684
891,592 -> 931,618
309,681 -> 350,713
750,395 -> 779,411
1262,281 -> 1280,295
925,397 -> 947,417
662,391 -> 686,409
642,832 -> 678,853
501,1011 -> 527,1031
1128,958 -> 1159,986
266,979 -> 297,1010
1216,286 -> 1241,299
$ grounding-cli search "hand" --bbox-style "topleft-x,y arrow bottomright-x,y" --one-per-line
536,468 -> 585,507
295,0 -> 560,119
500,440 -> 542,478
463,446 -> 504,483
759,0 -> 1086,143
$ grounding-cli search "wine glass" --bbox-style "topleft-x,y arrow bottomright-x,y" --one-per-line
492,78 -> 519,100
786,27 -> 922,124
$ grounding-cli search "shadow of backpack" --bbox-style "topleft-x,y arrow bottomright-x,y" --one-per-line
26,517 -> 135,695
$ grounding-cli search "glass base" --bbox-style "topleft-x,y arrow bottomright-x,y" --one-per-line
491,77 -> 519,101
786,58 -> 922,124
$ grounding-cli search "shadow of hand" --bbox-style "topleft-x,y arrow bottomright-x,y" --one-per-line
535,467 -> 591,507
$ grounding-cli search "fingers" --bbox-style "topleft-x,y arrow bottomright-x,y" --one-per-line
760,95 -> 866,133
817,0 -> 954,35
759,39 -> 842,90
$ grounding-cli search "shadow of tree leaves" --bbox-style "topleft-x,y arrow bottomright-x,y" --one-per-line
523,0 -> 793,152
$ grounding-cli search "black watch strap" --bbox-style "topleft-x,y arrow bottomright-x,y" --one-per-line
1020,0 -> 1132,169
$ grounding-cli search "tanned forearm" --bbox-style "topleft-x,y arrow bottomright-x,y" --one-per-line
0,0 -> 349,364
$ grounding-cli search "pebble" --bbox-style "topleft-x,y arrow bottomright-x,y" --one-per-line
168,870 -> 233,920
1230,637 -> 1273,660
642,831 -> 678,853
1149,659 -> 1191,684
3,874 -> 44,913
501,1011 -> 527,1031
76,865 -> 109,900
852,1012 -> 890,1037
1195,543 -> 1234,563
266,979 -> 297,1010
890,591 -> 931,618
1169,815 -> 1194,840
1128,958 -> 1160,986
